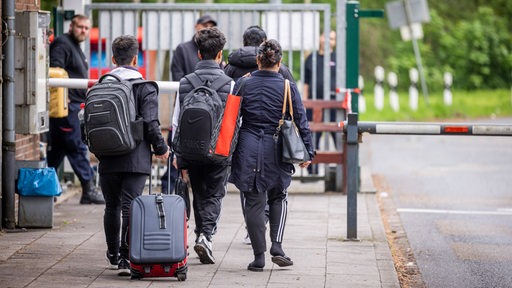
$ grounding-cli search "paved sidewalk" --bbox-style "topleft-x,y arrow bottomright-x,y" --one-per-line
0,182 -> 399,288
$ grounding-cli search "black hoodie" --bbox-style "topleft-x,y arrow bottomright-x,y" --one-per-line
224,46 -> 295,82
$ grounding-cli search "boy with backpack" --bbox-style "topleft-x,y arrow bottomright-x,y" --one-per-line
172,27 -> 234,265
88,35 -> 169,276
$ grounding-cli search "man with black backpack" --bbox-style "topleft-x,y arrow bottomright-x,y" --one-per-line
172,27 -> 233,265
92,35 -> 169,276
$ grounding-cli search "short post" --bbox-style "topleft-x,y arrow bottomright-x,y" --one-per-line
374,66 -> 385,111
388,72 -> 400,112
346,113 -> 359,240
409,68 -> 419,110
443,72 -> 453,106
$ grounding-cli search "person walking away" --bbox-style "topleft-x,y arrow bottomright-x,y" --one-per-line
99,35 -> 169,276
171,27 -> 233,265
303,31 -> 337,174
224,25 -> 295,245
162,14 -> 217,196
48,14 -> 104,204
229,40 -> 314,272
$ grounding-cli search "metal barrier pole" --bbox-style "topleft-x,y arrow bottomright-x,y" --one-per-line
346,113 -> 359,240
48,78 -> 180,94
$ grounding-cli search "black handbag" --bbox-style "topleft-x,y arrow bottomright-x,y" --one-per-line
276,79 -> 310,164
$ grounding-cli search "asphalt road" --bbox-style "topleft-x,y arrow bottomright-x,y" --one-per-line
360,118 -> 512,288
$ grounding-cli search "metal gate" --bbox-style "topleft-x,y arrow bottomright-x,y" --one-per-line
83,2 -> 340,185
83,3 -> 332,89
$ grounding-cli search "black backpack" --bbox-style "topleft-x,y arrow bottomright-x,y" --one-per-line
83,73 -> 156,156
172,73 -> 233,165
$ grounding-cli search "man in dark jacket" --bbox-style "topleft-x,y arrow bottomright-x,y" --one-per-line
49,14 -> 105,204
170,14 -> 217,82
224,25 -> 295,82
99,35 -> 169,276
171,27 -> 233,265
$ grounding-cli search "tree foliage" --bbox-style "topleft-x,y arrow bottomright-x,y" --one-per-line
360,0 -> 512,90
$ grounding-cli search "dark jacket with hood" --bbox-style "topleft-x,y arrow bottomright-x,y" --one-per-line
97,66 -> 168,175
224,46 -> 295,82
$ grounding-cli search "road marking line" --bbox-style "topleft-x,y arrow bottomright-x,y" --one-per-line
397,208 -> 512,216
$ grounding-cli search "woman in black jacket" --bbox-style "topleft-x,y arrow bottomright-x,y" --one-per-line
229,39 -> 314,272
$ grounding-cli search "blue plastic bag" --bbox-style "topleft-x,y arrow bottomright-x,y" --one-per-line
17,167 -> 62,197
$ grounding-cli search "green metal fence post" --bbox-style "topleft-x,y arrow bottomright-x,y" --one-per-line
344,1 -> 384,240
346,1 -> 360,113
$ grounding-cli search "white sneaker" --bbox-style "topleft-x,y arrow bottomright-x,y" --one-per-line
194,233 -> 215,264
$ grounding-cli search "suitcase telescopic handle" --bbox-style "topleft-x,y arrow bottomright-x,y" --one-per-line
167,154 -> 172,195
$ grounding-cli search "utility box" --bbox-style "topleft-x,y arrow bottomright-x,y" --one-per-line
14,11 -> 51,134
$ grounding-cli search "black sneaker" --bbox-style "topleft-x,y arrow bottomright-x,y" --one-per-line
80,181 -> 105,204
105,251 -> 119,270
194,233 -> 215,264
117,258 -> 131,276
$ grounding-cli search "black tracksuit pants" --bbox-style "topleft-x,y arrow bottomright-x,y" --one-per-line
244,186 -> 288,255
187,164 -> 228,239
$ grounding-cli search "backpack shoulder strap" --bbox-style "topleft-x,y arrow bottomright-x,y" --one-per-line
131,78 -> 159,94
184,73 -> 204,89
209,74 -> 233,92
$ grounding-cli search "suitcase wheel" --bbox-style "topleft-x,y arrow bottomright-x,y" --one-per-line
130,269 -> 142,280
177,272 -> 187,281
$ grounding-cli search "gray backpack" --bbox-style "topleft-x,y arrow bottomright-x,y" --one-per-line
83,73 -> 156,156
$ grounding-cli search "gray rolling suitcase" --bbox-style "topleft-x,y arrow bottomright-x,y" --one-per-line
129,157 -> 188,281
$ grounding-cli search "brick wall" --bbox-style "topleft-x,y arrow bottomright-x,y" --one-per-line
15,0 -> 39,11
13,0 -> 41,161
15,134 -> 41,160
